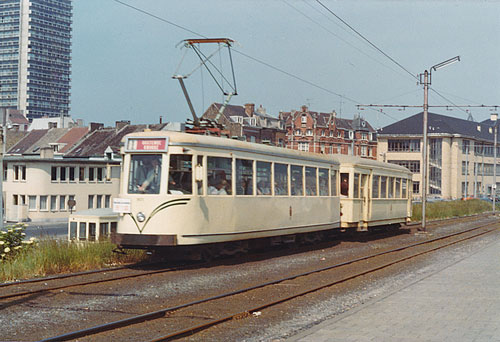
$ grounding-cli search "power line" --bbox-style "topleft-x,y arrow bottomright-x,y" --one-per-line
315,0 -> 417,81
111,0 -> 398,122
112,0 -> 207,38
281,0 -> 411,81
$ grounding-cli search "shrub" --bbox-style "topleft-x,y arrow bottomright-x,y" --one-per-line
0,223 -> 37,262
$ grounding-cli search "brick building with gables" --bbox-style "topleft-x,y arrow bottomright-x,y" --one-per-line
279,105 -> 377,159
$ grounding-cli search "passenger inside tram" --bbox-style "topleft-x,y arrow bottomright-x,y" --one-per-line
340,173 -> 349,196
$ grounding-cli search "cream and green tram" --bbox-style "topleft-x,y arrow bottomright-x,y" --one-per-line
336,155 -> 412,230
112,131 -> 341,252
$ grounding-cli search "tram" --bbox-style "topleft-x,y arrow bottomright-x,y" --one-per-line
111,131 -> 412,257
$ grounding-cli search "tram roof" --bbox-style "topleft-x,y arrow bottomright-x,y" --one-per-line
123,130 -> 341,166
335,154 -> 411,174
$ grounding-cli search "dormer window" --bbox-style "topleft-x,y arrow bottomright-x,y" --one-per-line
301,115 -> 307,124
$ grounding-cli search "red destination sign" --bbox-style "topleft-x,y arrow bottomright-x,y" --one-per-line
128,138 -> 168,151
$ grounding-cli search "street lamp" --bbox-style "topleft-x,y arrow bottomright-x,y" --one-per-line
491,112 -> 498,214
419,56 -> 460,232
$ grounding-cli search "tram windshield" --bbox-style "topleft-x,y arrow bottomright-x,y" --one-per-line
128,154 -> 162,194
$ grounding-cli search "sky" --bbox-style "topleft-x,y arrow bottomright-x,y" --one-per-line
70,0 -> 500,129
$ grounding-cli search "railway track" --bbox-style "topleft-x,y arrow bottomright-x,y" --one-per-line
37,216 -> 500,342
0,213 -> 488,301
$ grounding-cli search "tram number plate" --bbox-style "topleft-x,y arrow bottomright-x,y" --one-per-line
113,198 -> 131,213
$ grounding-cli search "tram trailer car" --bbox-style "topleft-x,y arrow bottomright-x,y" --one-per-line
111,131 -> 412,256
336,155 -> 412,230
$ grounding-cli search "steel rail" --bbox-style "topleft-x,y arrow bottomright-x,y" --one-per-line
0,262 -> 196,301
39,219 -> 500,342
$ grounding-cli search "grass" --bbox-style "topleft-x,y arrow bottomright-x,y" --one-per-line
411,198 -> 494,221
1,199 -> 495,282
0,239 -> 148,283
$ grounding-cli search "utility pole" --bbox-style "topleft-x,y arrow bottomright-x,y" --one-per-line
0,107 -> 6,229
421,70 -> 429,230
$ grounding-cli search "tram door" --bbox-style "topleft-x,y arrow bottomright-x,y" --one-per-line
360,174 -> 369,227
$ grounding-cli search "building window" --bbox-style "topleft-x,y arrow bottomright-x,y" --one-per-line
14,165 -> 26,181
388,160 -> 420,173
105,195 -> 111,208
13,195 -> 18,206
51,166 -> 58,181
462,140 -> 471,154
413,181 -> 420,194
60,195 -> 66,210
96,195 -> 103,208
79,167 -> 85,181
88,195 -> 94,209
388,139 -> 421,152
89,167 -> 95,181
361,145 -> 367,156
321,130 -> 325,136
69,167 -> 75,181
329,131 -> 334,137
295,129 -> 301,136
29,196 -> 37,210
50,195 -> 57,211
306,129 -> 313,136
301,115 -> 307,124
298,142 -> 309,152
97,168 -> 104,181
40,196 -> 48,211
361,132 -> 368,140
60,167 -> 66,181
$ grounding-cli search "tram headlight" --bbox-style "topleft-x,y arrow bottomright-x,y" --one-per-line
136,212 -> 146,222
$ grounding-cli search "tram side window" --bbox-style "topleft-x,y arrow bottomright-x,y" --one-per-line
274,163 -> 288,196
305,167 -> 317,196
402,179 -> 407,198
236,159 -> 253,195
128,155 -> 162,194
395,178 -> 401,198
388,177 -> 395,198
196,156 -> 203,195
169,155 -> 192,194
372,175 -> 380,198
380,176 -> 387,198
340,173 -> 349,196
291,165 -> 304,196
353,173 -> 360,198
318,168 -> 329,196
331,170 -> 337,196
257,161 -> 271,195
207,157 -> 232,195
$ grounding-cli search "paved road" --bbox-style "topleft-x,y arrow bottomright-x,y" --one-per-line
3,222 -> 68,240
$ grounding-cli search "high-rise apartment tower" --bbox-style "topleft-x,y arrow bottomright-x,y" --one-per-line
0,0 -> 72,119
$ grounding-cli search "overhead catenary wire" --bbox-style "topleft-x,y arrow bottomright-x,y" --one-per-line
282,0 -> 411,82
110,0 -> 405,122
315,0 -> 417,81
314,0 -> 477,120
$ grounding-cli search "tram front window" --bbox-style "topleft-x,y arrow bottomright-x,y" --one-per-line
128,155 -> 162,194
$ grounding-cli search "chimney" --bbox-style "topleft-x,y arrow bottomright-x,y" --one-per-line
115,120 -> 130,130
244,103 -> 255,117
301,105 -> 308,113
159,116 -> 163,124
90,122 -> 104,132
